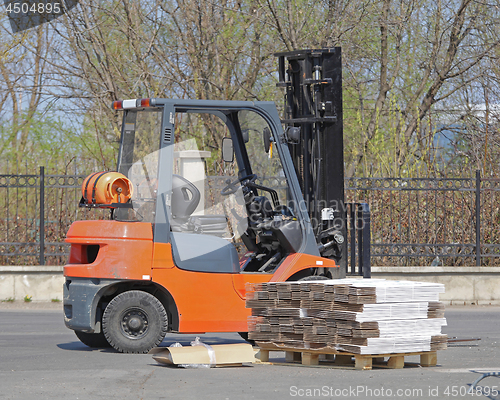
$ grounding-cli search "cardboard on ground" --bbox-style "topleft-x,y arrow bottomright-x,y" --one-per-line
149,343 -> 255,367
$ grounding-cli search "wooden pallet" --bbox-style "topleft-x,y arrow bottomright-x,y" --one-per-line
255,342 -> 438,370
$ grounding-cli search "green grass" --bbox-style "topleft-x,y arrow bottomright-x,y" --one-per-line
1,298 -> 15,303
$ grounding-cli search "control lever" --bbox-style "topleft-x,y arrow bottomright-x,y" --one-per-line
258,252 -> 281,272
318,240 -> 335,253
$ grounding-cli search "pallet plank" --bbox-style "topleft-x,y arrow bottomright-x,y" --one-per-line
302,353 -> 319,366
354,356 -> 372,370
420,351 -> 437,367
387,356 -> 405,369
258,349 -> 270,362
254,343 -> 439,370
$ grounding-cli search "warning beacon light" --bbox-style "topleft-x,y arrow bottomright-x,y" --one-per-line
112,98 -> 153,110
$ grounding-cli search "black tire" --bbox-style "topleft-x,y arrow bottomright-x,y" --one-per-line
102,290 -> 168,354
238,332 -> 255,346
298,275 -> 330,281
75,330 -> 111,348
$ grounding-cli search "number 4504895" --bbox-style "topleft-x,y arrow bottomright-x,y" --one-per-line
444,385 -> 499,397
6,2 -> 61,14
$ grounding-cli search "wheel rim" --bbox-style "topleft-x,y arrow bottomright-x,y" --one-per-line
120,308 -> 149,339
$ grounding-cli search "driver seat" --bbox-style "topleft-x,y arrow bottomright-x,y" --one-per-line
170,174 -> 228,236
171,174 -> 200,222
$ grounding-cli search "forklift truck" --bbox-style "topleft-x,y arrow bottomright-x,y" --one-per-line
63,48 -> 370,353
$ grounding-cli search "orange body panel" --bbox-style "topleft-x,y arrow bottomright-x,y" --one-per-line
270,253 -> 339,282
150,241 -> 269,332
152,249 -> 339,333
152,268 -> 248,332
151,242 -> 176,269
64,220 -> 340,333
64,221 -> 153,280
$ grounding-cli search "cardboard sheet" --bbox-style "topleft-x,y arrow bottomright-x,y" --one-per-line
149,343 -> 255,367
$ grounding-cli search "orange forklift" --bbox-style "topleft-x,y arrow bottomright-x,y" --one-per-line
63,49 -> 370,353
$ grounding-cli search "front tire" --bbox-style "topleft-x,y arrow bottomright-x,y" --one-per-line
298,275 -> 330,282
238,332 -> 255,346
75,330 -> 111,348
102,290 -> 168,354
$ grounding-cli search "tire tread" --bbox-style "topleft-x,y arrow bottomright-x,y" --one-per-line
75,330 -> 111,348
102,290 -> 168,354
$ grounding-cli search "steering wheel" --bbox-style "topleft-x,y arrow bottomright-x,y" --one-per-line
221,174 -> 257,196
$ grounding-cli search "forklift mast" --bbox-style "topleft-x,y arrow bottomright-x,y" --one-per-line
276,48 -> 348,275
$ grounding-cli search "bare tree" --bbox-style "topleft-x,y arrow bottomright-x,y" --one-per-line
154,0 -> 272,101
0,22 -> 51,165
45,0 -> 276,167
257,0 -> 500,177
4,0 -> 500,177
45,0 -> 174,167
343,0 -> 500,176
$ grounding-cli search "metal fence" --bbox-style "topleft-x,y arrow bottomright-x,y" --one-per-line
1,168 -> 498,266
345,171 -> 500,266
0,167 -> 107,265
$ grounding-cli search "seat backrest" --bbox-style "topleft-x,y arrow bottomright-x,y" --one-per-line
171,174 -> 201,221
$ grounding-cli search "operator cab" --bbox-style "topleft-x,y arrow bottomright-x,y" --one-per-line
114,99 -> 311,274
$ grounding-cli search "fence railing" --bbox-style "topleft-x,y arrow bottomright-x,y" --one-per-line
345,170 -> 500,266
0,167 -> 106,265
1,168 -> 498,266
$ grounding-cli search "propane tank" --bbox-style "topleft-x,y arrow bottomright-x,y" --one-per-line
81,172 -> 133,206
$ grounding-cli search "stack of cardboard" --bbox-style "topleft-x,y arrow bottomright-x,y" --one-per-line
246,279 -> 447,355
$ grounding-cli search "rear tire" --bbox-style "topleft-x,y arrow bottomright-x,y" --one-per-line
75,330 -> 111,348
102,290 -> 168,354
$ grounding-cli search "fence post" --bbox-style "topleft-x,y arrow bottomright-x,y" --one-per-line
475,169 -> 481,267
357,203 -> 371,278
39,166 -> 45,265
349,203 -> 356,275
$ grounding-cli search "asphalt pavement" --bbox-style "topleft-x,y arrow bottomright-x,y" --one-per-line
0,304 -> 499,400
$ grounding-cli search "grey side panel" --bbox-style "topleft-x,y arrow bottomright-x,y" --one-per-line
63,278 -> 120,332
154,104 -> 175,244
170,232 -> 239,273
